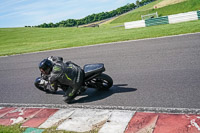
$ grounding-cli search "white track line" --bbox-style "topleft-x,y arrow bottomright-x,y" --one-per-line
0,103 -> 200,114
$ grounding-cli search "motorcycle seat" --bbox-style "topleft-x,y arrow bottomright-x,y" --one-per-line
83,63 -> 105,79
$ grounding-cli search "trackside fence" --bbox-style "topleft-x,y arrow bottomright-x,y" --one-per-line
145,16 -> 169,27
197,10 -> 200,20
124,10 -> 200,29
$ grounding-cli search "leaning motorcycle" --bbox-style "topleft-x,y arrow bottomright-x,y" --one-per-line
34,63 -> 113,100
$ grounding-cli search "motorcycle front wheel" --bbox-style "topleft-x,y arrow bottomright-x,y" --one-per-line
34,77 -> 48,92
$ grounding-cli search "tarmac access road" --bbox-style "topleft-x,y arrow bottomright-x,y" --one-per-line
0,32 -> 200,110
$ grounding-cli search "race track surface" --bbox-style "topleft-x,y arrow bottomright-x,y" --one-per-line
0,33 -> 200,109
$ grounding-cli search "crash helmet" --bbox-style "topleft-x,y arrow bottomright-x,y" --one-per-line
39,59 -> 53,75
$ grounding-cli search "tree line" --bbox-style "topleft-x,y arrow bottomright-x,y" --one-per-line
30,0 -> 154,28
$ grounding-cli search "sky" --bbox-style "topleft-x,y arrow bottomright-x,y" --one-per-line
0,0 -> 137,28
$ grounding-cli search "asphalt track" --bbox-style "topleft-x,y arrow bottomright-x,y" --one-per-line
0,33 -> 200,110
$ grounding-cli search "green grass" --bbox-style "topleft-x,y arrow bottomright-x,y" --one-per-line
131,0 -> 163,12
0,20 -> 200,56
0,124 -> 98,133
0,124 -> 25,133
0,0 -> 200,56
111,0 -> 200,23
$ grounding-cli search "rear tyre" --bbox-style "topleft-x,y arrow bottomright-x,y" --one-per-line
95,73 -> 113,90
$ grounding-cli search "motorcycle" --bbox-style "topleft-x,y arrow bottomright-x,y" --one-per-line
34,63 -> 113,100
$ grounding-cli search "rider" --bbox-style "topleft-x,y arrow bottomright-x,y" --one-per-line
38,56 -> 84,103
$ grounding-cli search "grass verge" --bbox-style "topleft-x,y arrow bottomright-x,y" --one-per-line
0,124 -> 25,133
111,0 -> 200,23
0,124 -> 98,133
0,20 -> 200,56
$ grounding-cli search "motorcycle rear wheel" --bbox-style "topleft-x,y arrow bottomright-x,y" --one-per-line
95,73 -> 113,90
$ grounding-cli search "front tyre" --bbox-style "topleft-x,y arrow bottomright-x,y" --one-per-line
95,73 -> 113,90
34,77 -> 47,92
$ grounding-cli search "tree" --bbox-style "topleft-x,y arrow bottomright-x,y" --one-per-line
35,1 -> 142,28
136,0 -> 140,7
48,23 -> 54,28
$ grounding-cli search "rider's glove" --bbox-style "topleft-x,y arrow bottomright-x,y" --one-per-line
46,82 -> 58,93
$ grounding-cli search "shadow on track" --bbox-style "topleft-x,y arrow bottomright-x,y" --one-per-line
72,84 -> 137,104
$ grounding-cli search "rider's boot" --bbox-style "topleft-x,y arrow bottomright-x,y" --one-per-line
76,86 -> 87,95
64,87 -> 77,103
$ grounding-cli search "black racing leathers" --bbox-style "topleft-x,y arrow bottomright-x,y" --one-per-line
48,57 -> 84,103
